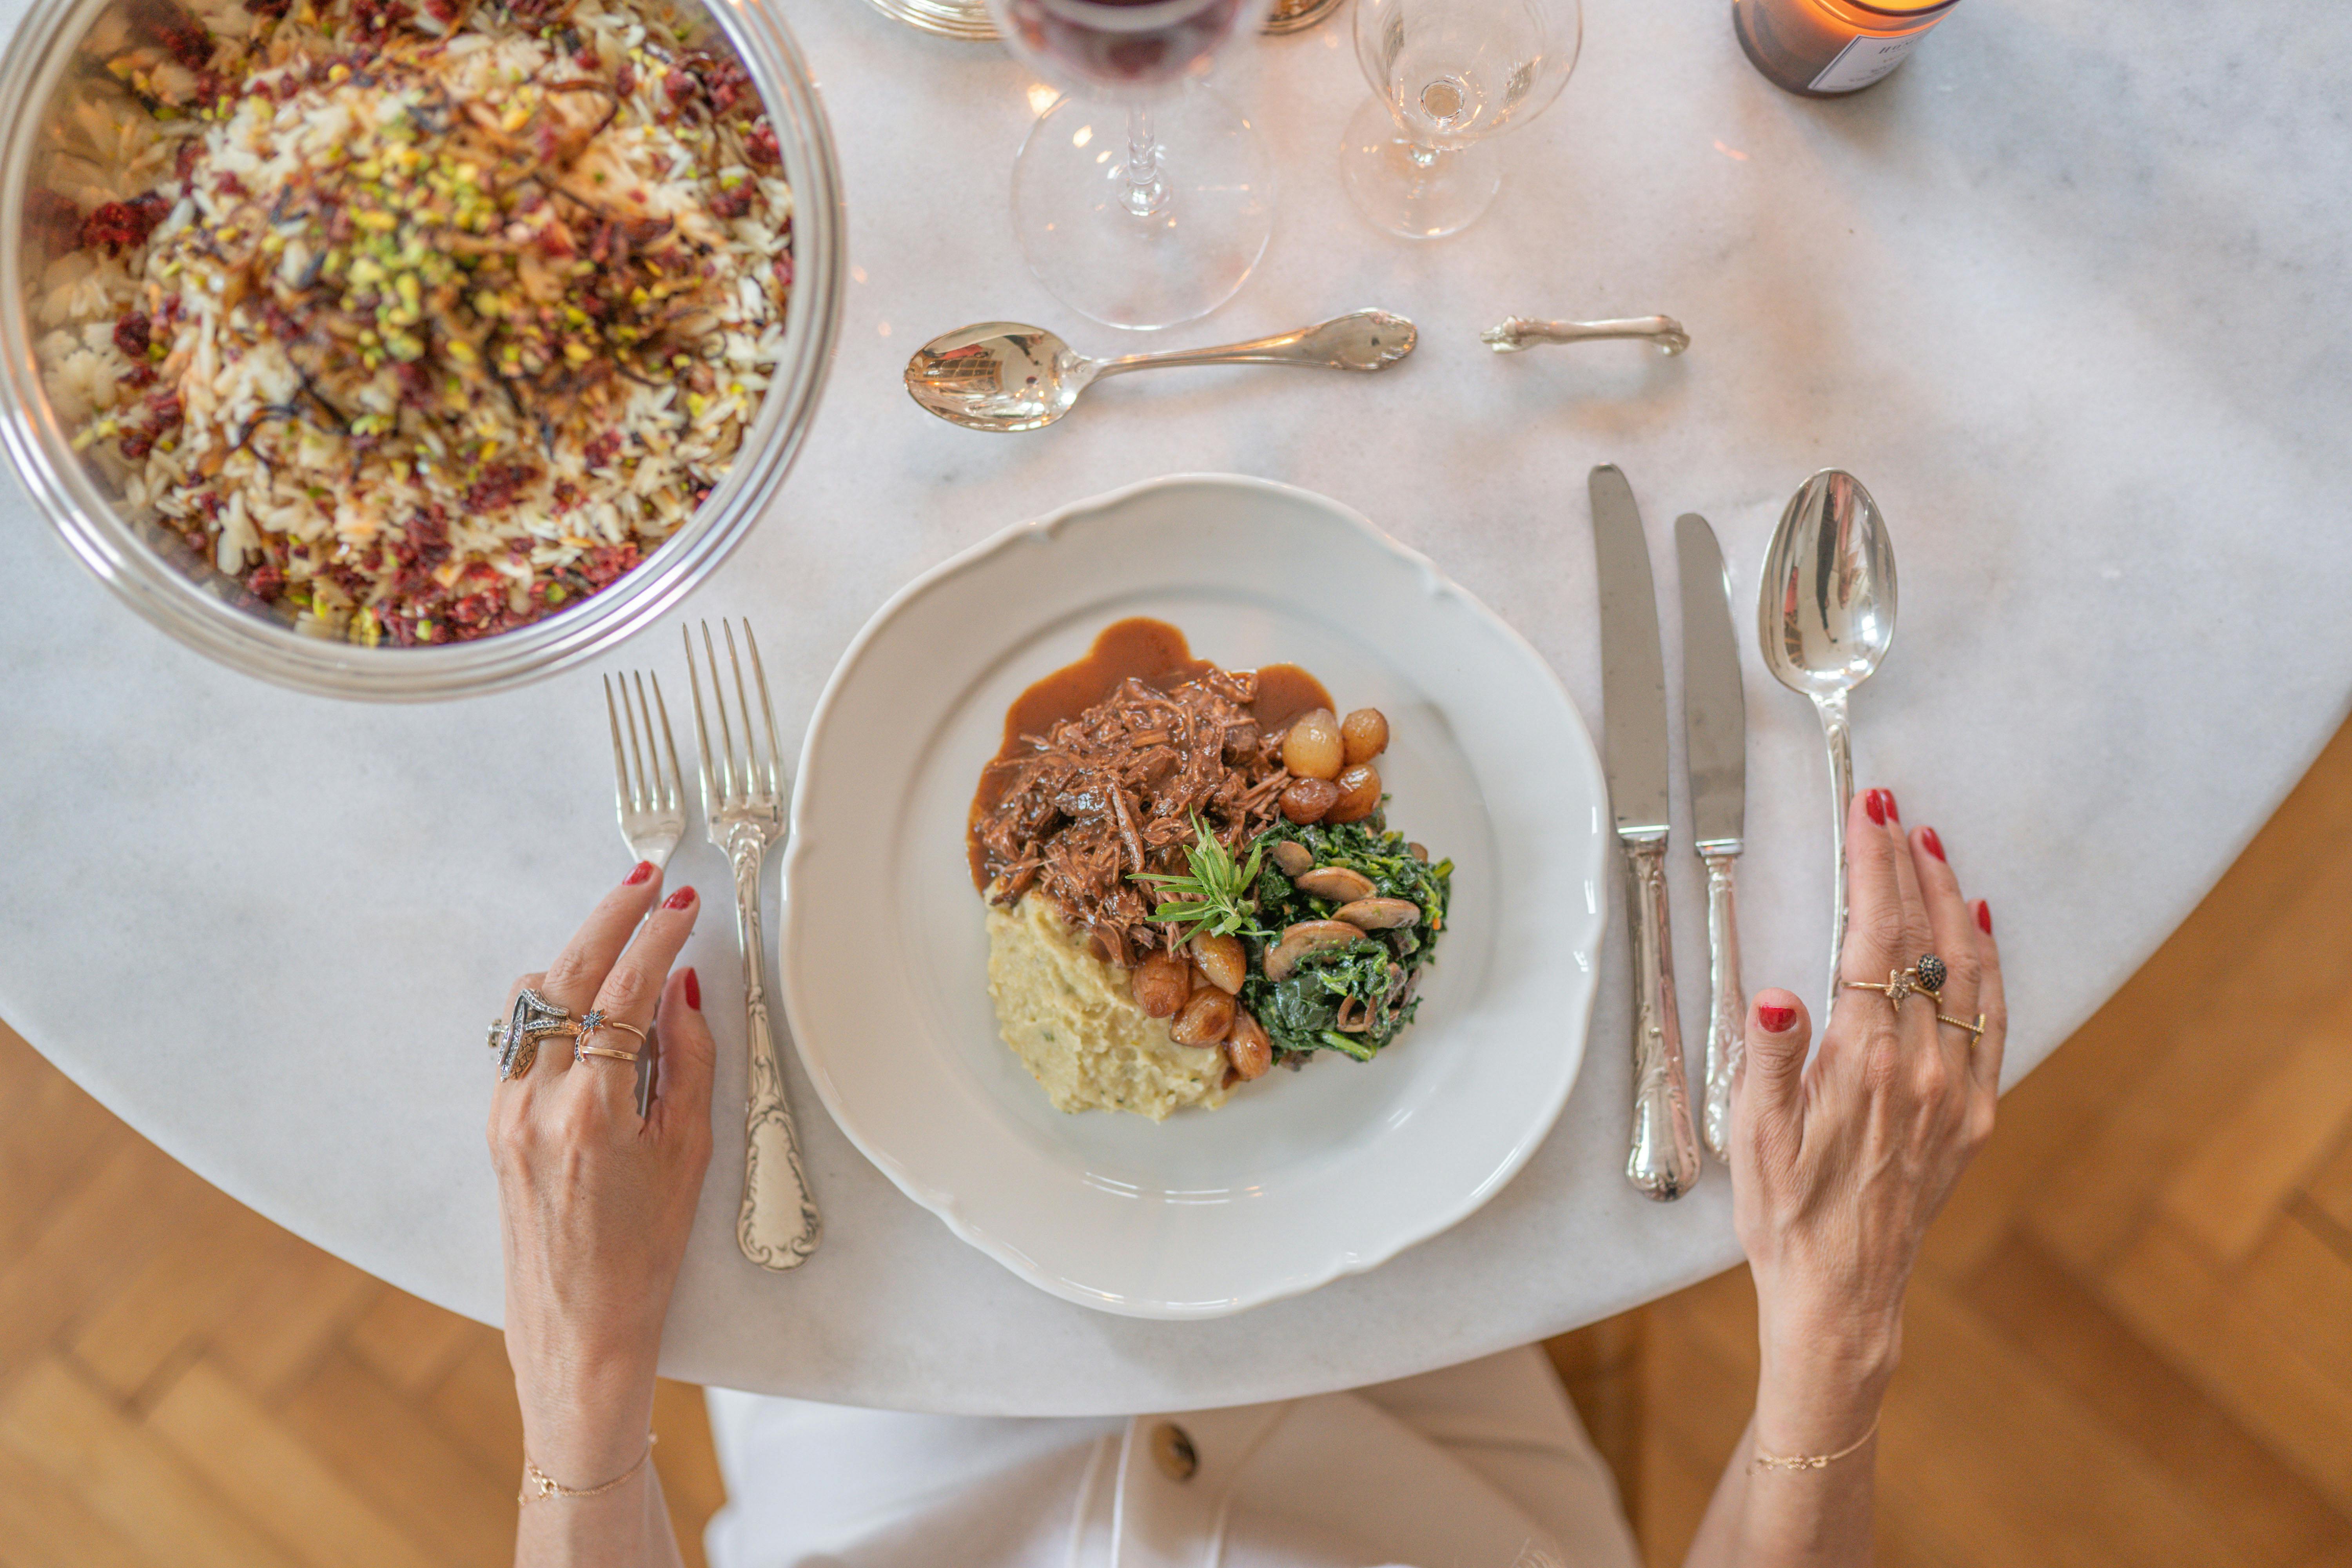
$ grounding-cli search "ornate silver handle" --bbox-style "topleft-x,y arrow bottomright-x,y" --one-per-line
1624,835 -> 1700,1201
1699,846 -> 1744,1163
1813,689 -> 1854,1021
1096,310 -> 1417,377
1482,314 -> 1690,355
726,838 -> 819,1270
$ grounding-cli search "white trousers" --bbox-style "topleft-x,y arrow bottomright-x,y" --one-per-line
704,1346 -> 1643,1568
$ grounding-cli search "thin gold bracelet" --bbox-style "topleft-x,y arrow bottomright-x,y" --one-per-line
519,1432 -> 657,1503
1749,1414 -> 1878,1473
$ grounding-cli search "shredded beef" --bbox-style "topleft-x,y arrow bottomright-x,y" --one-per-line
972,666 -> 1290,967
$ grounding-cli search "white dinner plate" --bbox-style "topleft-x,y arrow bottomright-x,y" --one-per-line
779,474 -> 1610,1318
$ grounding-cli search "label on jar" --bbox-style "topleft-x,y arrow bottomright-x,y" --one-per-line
1807,28 -> 1931,93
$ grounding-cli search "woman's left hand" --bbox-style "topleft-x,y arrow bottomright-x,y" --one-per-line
489,861 -> 716,1492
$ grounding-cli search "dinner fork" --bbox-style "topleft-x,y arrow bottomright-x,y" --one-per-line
605,670 -> 686,1119
686,620 -> 820,1270
604,671 -> 688,869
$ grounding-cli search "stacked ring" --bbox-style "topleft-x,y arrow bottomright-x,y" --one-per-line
488,989 -> 581,1080
574,1010 -> 649,1065
1844,954 -> 1986,1045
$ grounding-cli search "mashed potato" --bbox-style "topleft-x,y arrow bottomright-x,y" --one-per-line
985,897 -> 1231,1120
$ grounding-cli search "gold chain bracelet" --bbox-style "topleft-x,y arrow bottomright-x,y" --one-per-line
1749,1414 -> 1878,1474
519,1432 -> 657,1503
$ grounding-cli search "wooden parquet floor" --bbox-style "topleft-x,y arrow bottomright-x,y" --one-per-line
2,710 -> 2348,1566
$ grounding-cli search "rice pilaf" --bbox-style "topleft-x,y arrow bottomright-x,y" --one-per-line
29,0 -> 793,644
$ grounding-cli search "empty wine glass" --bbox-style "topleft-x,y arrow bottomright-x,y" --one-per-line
989,0 -> 1276,330
1340,0 -> 1582,239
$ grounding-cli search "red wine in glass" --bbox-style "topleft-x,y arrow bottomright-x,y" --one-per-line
1000,0 -> 1254,94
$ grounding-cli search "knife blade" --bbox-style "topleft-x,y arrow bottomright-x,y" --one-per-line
1591,466 -> 1671,839
1675,513 -> 1747,1163
1589,466 -> 1700,1201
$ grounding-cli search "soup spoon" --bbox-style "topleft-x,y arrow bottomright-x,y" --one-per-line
905,310 -> 1417,432
1756,470 -> 1898,1017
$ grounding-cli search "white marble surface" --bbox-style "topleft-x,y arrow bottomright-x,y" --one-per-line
4,0 -> 2350,1415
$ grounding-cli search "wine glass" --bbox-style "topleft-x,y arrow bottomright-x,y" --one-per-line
1340,0 -> 1582,240
988,0 -> 1276,330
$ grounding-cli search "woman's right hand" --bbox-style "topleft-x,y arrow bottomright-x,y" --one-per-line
1730,787 -> 2006,1454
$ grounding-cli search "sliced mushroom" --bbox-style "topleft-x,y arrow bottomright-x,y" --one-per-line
1263,920 -> 1368,982
1268,839 -> 1314,877
1335,996 -> 1373,1033
1406,842 -> 1428,864
1292,865 -> 1376,903
1334,897 -> 1420,930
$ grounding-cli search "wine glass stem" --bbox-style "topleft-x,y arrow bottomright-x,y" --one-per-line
1407,141 -> 1440,169
1122,102 -> 1170,218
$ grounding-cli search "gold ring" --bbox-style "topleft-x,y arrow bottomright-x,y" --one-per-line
573,1011 -> 647,1065
1843,966 -> 1936,1007
1938,1011 -> 1987,1045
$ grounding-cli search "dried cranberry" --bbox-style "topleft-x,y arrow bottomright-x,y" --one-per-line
123,363 -> 158,389
614,60 -> 636,95
113,311 -> 152,360
421,0 -> 456,19
710,187 -> 750,220
463,461 -> 535,513
744,120 -> 780,167
119,425 -> 156,460
771,251 -> 793,291
174,140 -> 203,183
583,431 -> 621,470
246,563 -> 285,600
80,200 -> 154,254
579,542 -> 640,587
147,387 -> 184,426
245,0 -> 291,16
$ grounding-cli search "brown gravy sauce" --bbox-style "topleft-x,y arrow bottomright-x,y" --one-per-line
966,617 -> 1333,893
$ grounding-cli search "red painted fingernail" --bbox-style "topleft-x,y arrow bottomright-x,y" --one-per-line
624,860 -> 655,886
1976,900 -> 1993,935
1758,1004 -> 1796,1033
682,967 -> 701,1010
1864,789 -> 1887,826
663,887 -> 695,910
1920,826 -> 1945,862
1884,790 -> 1899,821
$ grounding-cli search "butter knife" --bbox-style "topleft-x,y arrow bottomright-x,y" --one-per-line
1590,466 -> 1700,1201
1676,514 -> 1747,1164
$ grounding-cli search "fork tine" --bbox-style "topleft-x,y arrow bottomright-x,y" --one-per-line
648,671 -> 683,815
723,621 -> 759,799
743,622 -> 785,800
704,620 -> 738,804
603,674 -> 633,818
685,625 -> 720,818
621,669 -> 650,812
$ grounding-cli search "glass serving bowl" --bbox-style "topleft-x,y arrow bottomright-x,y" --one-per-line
0,0 -> 842,701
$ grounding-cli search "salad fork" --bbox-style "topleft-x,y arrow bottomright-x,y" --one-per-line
686,620 -> 820,1271
604,671 -> 687,869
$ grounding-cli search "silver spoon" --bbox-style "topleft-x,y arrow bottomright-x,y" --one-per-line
1756,470 -> 1898,1018
905,309 -> 1417,432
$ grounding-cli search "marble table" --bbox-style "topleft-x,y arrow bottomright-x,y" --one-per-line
4,0 -> 2350,1416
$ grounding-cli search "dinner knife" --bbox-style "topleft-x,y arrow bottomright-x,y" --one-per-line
1676,513 -> 1747,1164
1589,465 -> 1701,1201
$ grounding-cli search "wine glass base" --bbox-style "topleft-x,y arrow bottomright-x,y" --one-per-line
1011,84 -> 1274,332
1338,96 -> 1501,240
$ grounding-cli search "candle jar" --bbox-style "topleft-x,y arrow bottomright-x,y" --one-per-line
1733,0 -> 1959,96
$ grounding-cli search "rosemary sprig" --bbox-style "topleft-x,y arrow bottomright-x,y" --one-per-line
1130,813 -> 1270,945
